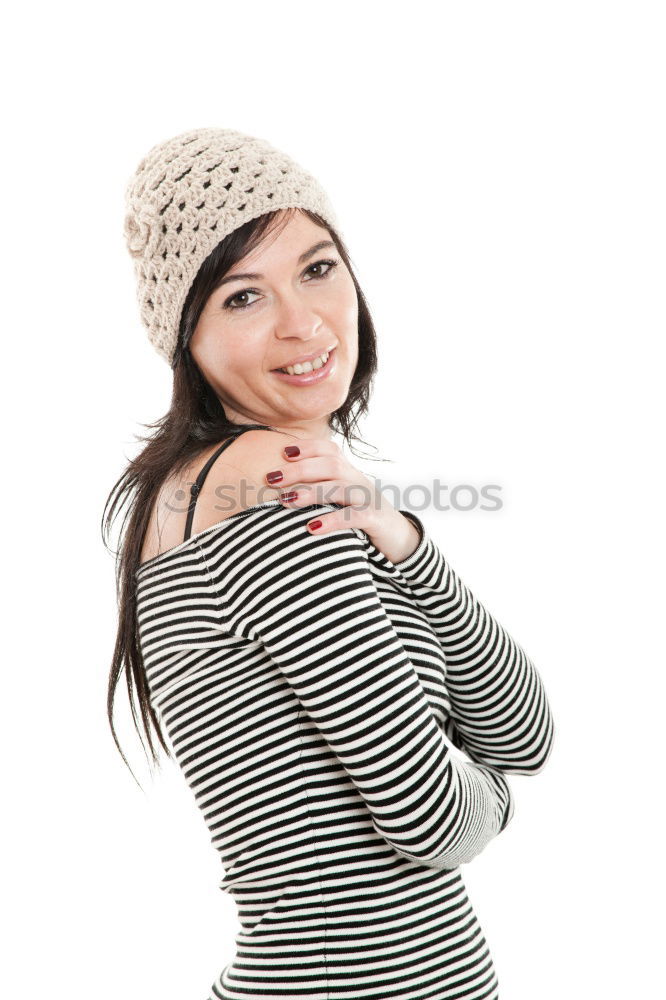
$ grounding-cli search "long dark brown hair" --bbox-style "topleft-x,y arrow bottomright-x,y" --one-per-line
103,206 -> 385,785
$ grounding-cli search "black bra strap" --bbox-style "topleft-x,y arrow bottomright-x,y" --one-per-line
183,424 -> 273,542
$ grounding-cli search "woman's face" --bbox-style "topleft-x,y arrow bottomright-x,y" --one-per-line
189,210 -> 359,438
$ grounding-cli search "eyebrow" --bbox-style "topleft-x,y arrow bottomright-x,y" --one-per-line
217,240 -> 337,287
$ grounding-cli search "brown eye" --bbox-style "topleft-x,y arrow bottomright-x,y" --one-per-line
305,259 -> 339,280
223,289 -> 260,311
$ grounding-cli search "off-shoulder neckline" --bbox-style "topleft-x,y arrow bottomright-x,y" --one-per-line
136,499 -> 288,577
135,500 -> 430,581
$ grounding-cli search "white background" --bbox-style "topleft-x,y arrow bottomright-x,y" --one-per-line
3,1 -> 664,997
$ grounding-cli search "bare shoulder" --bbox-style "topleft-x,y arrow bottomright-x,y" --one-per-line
140,429 -> 300,565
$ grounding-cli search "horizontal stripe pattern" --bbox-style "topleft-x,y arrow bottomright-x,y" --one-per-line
135,500 -> 554,999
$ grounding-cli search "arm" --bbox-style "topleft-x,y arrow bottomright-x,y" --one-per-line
381,510 -> 555,775
197,503 -> 514,871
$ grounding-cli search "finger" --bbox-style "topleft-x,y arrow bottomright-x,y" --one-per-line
265,455 -> 346,490
305,506 -> 373,535
279,480 -> 376,512
279,438 -> 343,461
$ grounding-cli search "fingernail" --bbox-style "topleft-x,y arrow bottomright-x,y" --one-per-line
308,519 -> 322,531
279,491 -> 299,502
284,446 -> 300,457
266,470 -> 283,484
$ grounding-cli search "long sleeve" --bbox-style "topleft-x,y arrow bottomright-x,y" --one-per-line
197,503 -> 514,871
383,509 -> 555,775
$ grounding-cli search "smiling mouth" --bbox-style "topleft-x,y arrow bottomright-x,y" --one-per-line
271,346 -> 335,374
270,346 -> 337,384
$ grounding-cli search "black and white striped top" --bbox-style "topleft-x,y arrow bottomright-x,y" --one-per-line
135,452 -> 554,1000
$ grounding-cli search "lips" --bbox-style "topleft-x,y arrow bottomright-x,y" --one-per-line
270,346 -> 337,385
271,346 -> 335,372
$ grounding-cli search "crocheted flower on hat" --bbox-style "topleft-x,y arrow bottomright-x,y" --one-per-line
124,196 -> 157,260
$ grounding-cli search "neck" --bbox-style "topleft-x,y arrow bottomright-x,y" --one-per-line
226,411 -> 334,441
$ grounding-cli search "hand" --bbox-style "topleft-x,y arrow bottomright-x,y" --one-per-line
265,438 -> 421,565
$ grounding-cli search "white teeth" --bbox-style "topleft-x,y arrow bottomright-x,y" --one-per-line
281,351 -> 329,376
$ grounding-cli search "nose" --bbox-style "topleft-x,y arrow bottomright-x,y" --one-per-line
274,288 -> 323,342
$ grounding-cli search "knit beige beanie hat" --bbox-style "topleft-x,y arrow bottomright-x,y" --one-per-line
123,127 -> 340,367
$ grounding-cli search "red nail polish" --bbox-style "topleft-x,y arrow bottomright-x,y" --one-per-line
284,446 -> 300,457
266,470 -> 283,484
279,491 -> 299,502
308,519 -> 322,531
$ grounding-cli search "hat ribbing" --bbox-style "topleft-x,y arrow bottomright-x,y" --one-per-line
123,127 -> 340,366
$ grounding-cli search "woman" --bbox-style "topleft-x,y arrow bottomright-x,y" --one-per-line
105,127 -> 554,1000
